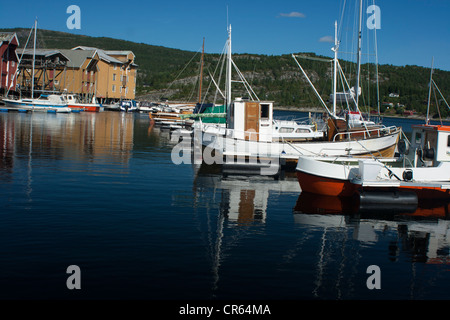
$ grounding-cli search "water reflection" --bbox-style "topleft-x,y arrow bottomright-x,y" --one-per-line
191,163 -> 300,297
294,192 -> 450,265
0,112 -> 135,176
193,164 -> 300,225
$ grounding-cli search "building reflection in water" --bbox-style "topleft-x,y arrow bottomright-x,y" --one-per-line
0,112 -> 134,175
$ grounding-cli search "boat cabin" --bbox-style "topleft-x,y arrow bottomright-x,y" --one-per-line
226,98 -> 274,142
410,124 -> 450,167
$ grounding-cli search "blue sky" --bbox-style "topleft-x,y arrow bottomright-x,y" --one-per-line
1,0 -> 450,71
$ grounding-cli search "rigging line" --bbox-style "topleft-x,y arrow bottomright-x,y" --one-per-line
214,45 -> 227,105
292,54 -> 332,116
6,23 -> 35,97
337,0 -> 347,41
432,79 -> 450,112
432,83 -> 442,125
373,0 -> 381,115
231,59 -> 259,101
161,50 -> 201,99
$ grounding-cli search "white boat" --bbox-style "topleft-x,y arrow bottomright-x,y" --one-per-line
296,63 -> 450,201
197,16 -> 400,168
3,94 -> 71,113
120,100 -> 139,112
296,124 -> 450,199
66,94 -> 102,112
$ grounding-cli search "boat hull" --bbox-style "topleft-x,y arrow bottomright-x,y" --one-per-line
202,125 -> 400,162
3,99 -> 71,113
68,104 -> 101,112
296,170 -> 357,197
296,156 -> 450,200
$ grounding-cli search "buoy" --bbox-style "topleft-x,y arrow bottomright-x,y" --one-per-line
358,190 -> 418,213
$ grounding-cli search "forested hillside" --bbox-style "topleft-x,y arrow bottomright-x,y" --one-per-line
3,27 -> 450,117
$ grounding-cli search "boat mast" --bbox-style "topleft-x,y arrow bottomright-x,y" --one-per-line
226,25 -> 232,108
198,37 -> 205,104
332,20 -> 339,116
31,19 -> 37,99
426,57 -> 434,125
355,0 -> 363,110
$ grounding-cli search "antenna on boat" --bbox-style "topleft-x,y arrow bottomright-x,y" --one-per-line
332,20 -> 339,116
226,24 -> 232,109
198,37 -> 205,104
354,0 -> 363,110
426,57 -> 434,125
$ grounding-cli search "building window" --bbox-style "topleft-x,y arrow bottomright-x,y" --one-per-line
112,85 -> 116,92
113,74 -> 116,81
113,64 -> 117,70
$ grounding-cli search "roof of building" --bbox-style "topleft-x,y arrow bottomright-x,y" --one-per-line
20,49 -> 70,61
58,49 -> 96,68
0,32 -> 19,45
72,46 -> 126,65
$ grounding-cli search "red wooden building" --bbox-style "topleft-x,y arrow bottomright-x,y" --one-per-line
0,32 -> 19,93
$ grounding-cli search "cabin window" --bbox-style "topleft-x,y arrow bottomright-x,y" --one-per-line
260,104 -> 270,119
296,128 -> 311,133
447,135 -> 450,147
279,127 -> 294,133
415,132 -> 422,144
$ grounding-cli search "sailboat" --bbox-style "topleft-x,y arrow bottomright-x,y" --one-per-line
295,60 -> 450,201
198,16 -> 400,171
2,20 -> 71,113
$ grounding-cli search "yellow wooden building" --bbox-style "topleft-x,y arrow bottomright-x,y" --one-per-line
16,47 -> 137,102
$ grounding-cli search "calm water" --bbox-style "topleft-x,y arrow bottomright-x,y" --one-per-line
0,110 -> 449,300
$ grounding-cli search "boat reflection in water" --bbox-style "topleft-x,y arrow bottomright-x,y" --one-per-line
294,191 -> 450,264
193,163 -> 300,225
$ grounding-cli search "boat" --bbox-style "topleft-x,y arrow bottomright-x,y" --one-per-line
296,61 -> 450,200
120,100 -> 139,112
149,102 -> 196,128
66,94 -> 102,112
197,21 -> 400,168
2,20 -> 71,113
3,94 -> 71,113
296,125 -> 450,199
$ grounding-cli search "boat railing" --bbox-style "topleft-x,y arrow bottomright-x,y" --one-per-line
332,125 -> 399,141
